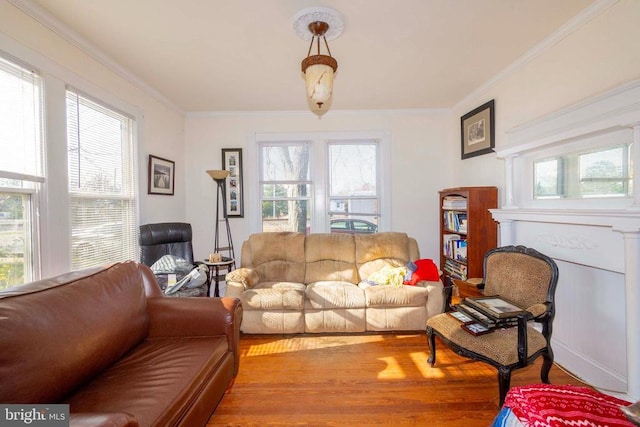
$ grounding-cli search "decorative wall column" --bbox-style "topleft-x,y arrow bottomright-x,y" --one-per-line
632,124 -> 640,209
618,229 -> 640,400
503,155 -> 518,209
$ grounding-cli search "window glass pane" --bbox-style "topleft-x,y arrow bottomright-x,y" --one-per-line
579,145 -> 630,197
329,143 -> 377,196
534,143 -> 632,199
534,158 -> 562,199
262,200 -> 309,233
261,144 -> 310,181
0,193 -> 31,289
66,90 -> 137,270
0,55 -> 43,181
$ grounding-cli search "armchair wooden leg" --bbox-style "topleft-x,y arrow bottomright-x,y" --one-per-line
426,326 -> 436,366
498,367 -> 512,407
541,351 -> 554,383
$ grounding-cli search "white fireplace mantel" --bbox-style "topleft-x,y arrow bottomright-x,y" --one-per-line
491,80 -> 640,401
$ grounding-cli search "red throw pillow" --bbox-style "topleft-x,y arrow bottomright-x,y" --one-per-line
404,259 -> 440,285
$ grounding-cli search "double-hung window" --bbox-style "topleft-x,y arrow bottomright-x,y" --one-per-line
0,53 -> 43,289
328,141 -> 379,232
66,89 -> 137,270
257,135 -> 383,234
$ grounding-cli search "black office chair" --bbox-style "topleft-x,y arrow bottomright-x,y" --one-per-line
139,222 -> 209,297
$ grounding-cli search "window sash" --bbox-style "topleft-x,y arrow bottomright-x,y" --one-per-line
0,52 -> 43,288
66,89 -> 137,270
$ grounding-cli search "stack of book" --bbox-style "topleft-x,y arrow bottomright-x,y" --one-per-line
449,295 -> 528,335
443,258 -> 467,280
442,196 -> 468,210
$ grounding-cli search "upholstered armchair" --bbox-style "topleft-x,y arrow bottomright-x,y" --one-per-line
426,245 -> 559,406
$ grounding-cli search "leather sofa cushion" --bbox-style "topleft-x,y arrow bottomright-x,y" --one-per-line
246,232 -> 306,283
305,281 -> 366,309
304,233 -> 358,284
240,282 -> 306,310
364,284 -> 428,307
67,336 -> 231,427
0,262 -> 149,404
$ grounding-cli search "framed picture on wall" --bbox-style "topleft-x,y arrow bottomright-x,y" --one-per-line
222,148 -> 244,217
148,155 -> 175,195
461,99 -> 495,159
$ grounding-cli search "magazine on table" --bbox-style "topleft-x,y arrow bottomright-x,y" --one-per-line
454,302 -> 519,329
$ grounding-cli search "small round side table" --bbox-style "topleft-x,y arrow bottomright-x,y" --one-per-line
203,257 -> 236,297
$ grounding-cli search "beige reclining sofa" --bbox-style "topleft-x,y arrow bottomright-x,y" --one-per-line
225,231 -> 444,334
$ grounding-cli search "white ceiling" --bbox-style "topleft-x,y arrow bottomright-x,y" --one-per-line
24,0 -> 596,112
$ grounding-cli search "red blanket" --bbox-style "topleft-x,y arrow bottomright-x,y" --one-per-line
504,384 -> 633,427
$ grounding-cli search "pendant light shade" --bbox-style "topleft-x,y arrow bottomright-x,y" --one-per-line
294,7 -> 343,113
302,54 -> 337,108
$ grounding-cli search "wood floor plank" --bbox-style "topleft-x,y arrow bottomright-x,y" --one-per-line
207,333 -> 588,426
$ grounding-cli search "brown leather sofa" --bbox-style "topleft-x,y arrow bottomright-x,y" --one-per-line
0,261 -> 242,426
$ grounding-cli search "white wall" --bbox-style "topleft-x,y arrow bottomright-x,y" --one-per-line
0,1 -> 187,232
185,110 -> 452,263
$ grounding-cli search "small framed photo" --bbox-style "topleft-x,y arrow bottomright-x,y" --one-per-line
222,148 -> 244,217
448,310 -> 474,323
461,99 -> 495,159
148,155 -> 175,195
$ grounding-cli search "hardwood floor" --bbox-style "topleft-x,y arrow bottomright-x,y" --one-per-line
207,333 -> 588,426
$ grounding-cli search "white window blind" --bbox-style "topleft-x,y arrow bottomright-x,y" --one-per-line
0,52 -> 43,289
66,89 -> 137,270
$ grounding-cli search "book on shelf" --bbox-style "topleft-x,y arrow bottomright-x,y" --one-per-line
443,258 -> 467,280
442,196 -> 468,210
464,295 -> 528,319
443,211 -> 467,233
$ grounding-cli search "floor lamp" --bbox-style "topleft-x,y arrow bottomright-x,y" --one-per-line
206,170 -> 235,261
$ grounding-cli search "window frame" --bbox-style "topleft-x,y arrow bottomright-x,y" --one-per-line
0,51 -> 45,287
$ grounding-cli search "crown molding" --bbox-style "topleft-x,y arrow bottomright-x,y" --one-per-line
8,0 -> 184,115
185,107 -> 450,119
453,0 -> 620,111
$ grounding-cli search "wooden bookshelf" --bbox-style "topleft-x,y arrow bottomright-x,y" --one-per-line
439,187 -> 498,305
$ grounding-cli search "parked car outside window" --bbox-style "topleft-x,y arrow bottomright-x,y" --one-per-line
330,219 -> 377,234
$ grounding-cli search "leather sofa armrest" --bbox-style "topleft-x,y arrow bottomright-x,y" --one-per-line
146,297 -> 243,375
225,267 -> 260,297
70,412 -> 138,427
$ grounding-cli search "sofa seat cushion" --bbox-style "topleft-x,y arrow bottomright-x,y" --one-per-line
305,281 -> 366,309
67,336 -> 232,427
240,282 -> 305,310
364,285 -> 428,308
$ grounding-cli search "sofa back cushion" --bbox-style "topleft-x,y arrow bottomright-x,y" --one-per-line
355,232 -> 412,281
244,232 -> 306,283
304,233 -> 358,284
0,261 -> 150,403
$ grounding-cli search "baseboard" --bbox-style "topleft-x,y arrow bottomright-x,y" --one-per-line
553,338 -> 628,397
